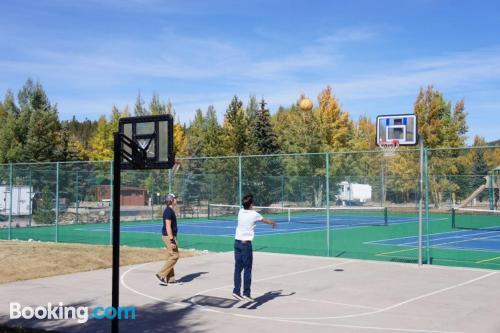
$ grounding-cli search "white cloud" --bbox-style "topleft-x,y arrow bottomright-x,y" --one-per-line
317,28 -> 377,44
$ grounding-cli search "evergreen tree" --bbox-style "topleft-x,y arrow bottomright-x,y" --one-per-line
203,105 -> 224,156
223,96 -> 251,155
149,93 -> 164,115
165,99 -> 175,116
0,91 -> 22,163
186,109 -> 205,157
246,99 -> 282,205
58,123 -> 84,161
134,91 -> 147,116
246,95 -> 259,122
62,116 -> 98,151
19,80 -> 61,162
33,185 -> 56,224
254,99 -> 280,154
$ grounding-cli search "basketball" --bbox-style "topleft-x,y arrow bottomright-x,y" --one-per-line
298,97 -> 313,112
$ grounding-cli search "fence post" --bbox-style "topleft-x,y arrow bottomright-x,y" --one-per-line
75,170 -> 79,225
168,169 -> 172,193
326,152 -> 330,256
55,161 -> 60,243
281,175 -> 285,209
109,161 -> 113,245
418,139 -> 424,266
238,155 -> 242,206
8,163 -> 12,240
29,169 -> 32,228
425,148 -> 430,264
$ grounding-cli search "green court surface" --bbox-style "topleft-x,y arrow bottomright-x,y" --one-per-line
1,211 -> 499,271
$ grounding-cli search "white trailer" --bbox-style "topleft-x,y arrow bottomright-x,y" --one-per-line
337,181 -> 372,205
0,185 -> 34,216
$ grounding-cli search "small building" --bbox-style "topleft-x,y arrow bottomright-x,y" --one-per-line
0,185 -> 34,216
336,181 -> 372,206
95,185 -> 148,206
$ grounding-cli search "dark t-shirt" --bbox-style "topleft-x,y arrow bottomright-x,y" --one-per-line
162,207 -> 177,237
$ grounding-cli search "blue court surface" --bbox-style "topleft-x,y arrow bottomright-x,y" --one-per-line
87,213 -> 431,237
368,229 -> 500,252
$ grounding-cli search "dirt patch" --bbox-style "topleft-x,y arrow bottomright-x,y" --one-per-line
0,240 -> 200,284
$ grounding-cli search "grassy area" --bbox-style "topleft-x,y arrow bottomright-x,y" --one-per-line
0,240 -> 199,284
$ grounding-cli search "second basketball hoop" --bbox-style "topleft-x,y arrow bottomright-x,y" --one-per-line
376,113 -> 417,157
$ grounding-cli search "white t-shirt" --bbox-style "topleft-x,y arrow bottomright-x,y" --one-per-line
235,209 -> 263,241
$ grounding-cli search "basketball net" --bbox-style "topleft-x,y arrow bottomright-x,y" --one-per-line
137,137 -> 153,155
172,160 -> 181,173
379,140 -> 400,157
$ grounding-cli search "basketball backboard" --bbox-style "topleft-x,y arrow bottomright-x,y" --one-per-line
376,114 -> 417,146
118,114 -> 174,170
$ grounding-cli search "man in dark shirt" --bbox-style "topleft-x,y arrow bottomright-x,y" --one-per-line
155,193 -> 180,285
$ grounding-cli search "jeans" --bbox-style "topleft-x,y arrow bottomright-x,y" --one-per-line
233,240 -> 253,297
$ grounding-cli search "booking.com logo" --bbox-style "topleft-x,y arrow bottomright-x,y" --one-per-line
10,302 -> 136,323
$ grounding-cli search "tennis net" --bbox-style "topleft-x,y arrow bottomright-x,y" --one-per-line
208,204 -> 388,226
451,208 -> 500,231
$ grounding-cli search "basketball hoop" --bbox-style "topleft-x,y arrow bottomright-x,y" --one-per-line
379,140 -> 400,157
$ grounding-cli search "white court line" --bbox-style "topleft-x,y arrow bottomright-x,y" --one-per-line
364,228 -> 480,244
274,320 -> 463,333
207,285 -> 382,311
374,242 -> 500,255
400,233 -> 500,248
391,232 -> 500,253
293,297 -> 382,310
121,256 -> 496,331
365,229 -> 500,250
255,250 -> 500,272
190,265 -> 498,321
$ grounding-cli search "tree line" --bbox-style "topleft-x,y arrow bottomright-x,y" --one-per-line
1,78 -> 499,209
0,79 -> 478,164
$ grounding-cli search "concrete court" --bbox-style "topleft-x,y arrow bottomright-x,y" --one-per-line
1,251 -> 500,333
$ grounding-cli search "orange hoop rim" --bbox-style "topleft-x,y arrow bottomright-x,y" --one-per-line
379,140 -> 400,157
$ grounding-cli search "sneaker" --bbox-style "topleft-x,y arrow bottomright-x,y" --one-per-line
155,274 -> 168,286
242,295 -> 255,302
232,293 -> 244,301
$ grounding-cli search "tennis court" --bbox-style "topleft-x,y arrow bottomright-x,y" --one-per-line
3,205 -> 499,270
369,229 -> 500,252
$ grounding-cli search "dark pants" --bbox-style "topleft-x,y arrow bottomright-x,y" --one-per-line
233,240 -> 253,297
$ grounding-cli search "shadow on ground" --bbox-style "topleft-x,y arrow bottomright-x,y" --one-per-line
177,272 -> 208,283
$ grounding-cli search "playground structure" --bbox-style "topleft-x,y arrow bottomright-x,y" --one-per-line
457,165 -> 500,210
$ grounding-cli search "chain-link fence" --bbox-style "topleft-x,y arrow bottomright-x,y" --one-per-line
1,146 -> 499,269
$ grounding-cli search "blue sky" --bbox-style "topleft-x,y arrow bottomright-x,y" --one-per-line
1,0 -> 499,142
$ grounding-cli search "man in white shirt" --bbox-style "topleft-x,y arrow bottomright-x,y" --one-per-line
232,194 -> 277,302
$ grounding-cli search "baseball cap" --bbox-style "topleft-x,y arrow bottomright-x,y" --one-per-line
166,193 -> 177,201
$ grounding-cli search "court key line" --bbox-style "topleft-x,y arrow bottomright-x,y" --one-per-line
121,258 -> 495,331
121,261 -> 459,333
